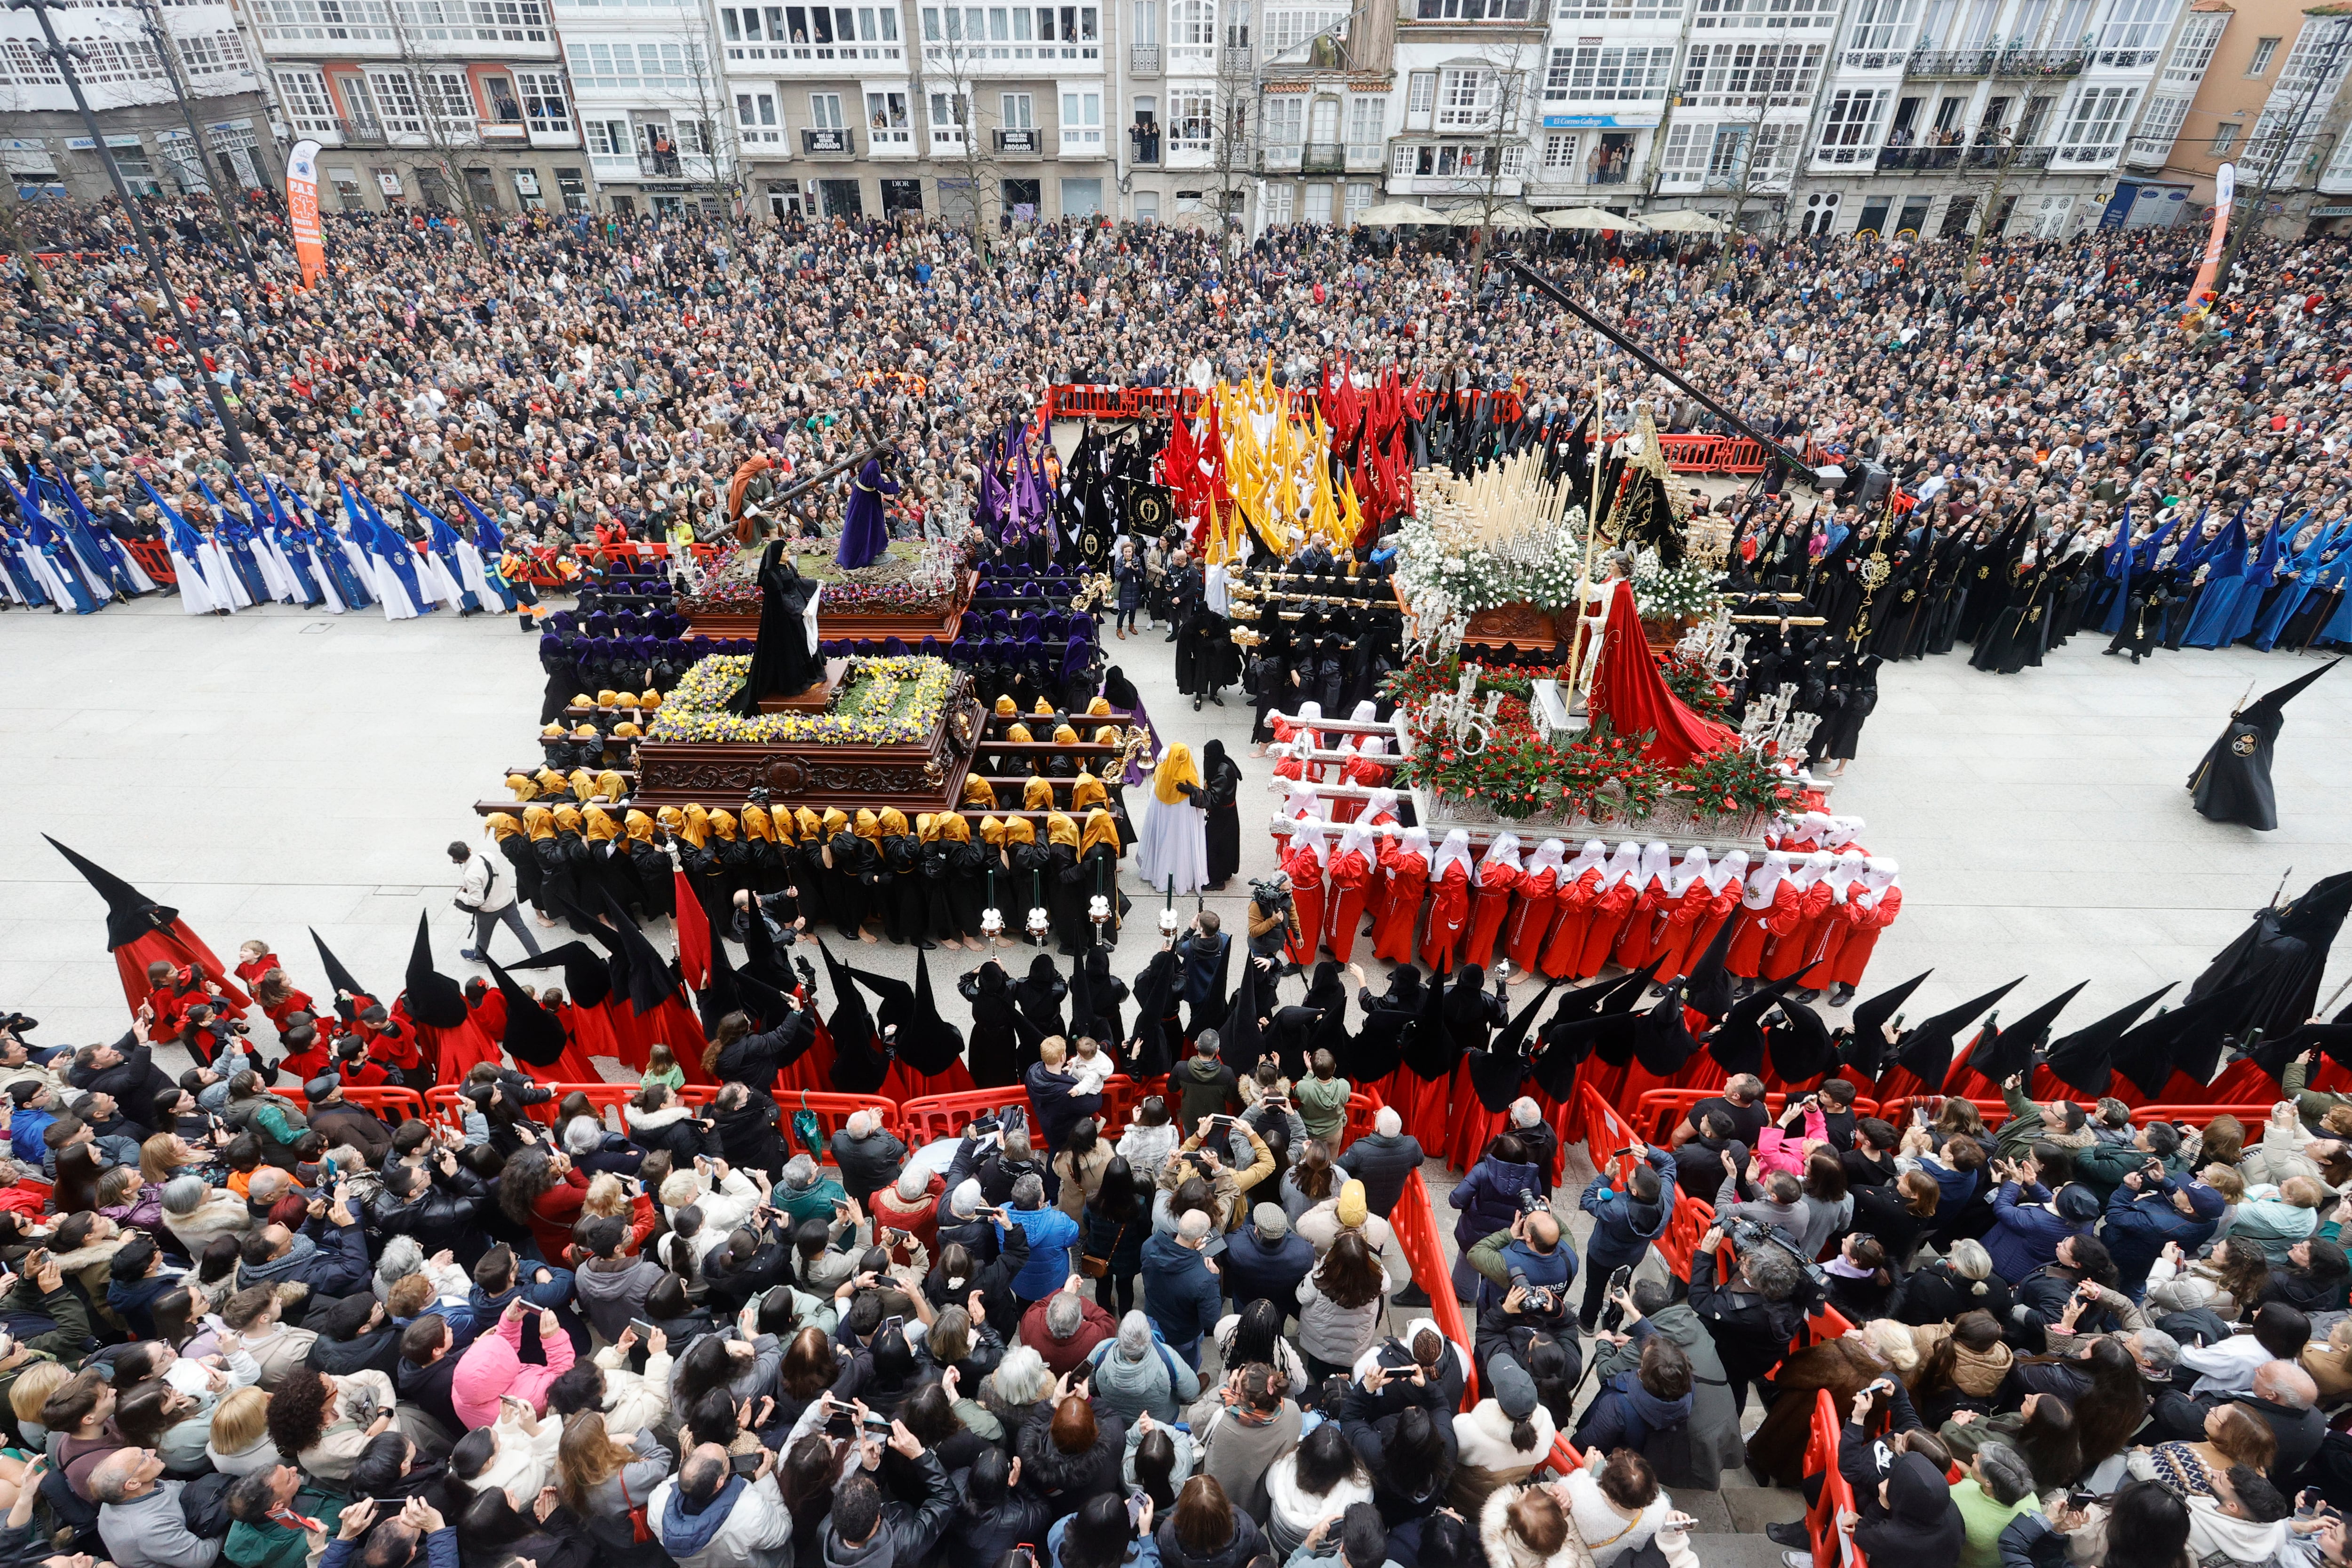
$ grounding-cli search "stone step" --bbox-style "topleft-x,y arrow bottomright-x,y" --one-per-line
1683,1533 -> 1804,1568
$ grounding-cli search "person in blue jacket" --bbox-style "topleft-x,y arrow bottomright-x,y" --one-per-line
2103,1166 -> 2225,1295
1446,1133 -> 1544,1303
1983,1157 -> 2101,1286
1577,1141 -> 1677,1330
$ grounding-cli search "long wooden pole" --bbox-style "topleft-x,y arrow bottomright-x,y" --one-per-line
1560,363 -> 1605,705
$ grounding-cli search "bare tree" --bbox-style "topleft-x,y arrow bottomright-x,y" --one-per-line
920,33 -> 1002,267
1208,28 -> 1257,249
669,35 -> 743,227
1462,33 -> 1536,278
378,8 -> 496,253
0,83 -> 50,292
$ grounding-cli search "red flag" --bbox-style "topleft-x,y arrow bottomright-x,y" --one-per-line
674,871 -> 710,989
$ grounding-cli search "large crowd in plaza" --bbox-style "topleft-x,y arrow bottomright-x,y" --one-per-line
4,191 -> 2352,1568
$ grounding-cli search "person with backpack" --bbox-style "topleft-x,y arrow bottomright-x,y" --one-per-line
451,840 -> 543,964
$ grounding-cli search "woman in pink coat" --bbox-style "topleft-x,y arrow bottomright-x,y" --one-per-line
451,1297 -> 578,1429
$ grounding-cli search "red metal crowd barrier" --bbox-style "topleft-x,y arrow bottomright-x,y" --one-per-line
1806,1389 -> 1869,1568
1656,1193 -> 1715,1282
1391,1167 -> 1480,1410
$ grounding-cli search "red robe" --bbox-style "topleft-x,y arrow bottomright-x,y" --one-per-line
1420,861 -> 1473,971
1322,846 -> 1376,965
1371,847 -> 1429,965
1575,878 -> 1641,979
1761,879 -> 1837,983
1539,869 -> 1606,979
1503,866 -> 1562,975
1724,884 -> 1796,978
543,1003 -> 605,1082
1332,754 -> 1391,822
1464,861 -> 1520,970
113,924 -> 249,1020
1643,886 -> 1705,982
234,954 -> 282,994
1832,884 -> 1903,988
1281,845 -> 1328,966
1610,880 -> 1669,971
1660,880 -> 1741,981
262,988 -> 318,1033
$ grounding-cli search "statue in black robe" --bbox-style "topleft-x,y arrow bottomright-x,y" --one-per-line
2190,661 -> 2338,831
728,541 -> 822,713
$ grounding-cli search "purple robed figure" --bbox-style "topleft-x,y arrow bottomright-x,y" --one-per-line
835,457 -> 900,570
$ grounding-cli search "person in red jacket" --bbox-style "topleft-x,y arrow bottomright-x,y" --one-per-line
1419,829 -> 1477,971
1462,832 -> 1522,971
502,1144 -> 589,1261
1827,857 -> 1902,1006
871,1167 -> 946,1263
234,941 -> 284,997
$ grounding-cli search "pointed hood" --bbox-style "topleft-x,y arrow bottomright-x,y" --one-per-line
509,940 -> 614,1010
2112,976 -> 2267,1098
1128,949 -> 1180,1080
896,948 -> 967,1076
1402,964 -> 1454,1080
487,958 -> 567,1066
599,890 -> 680,1015
46,835 -> 178,950
1219,951 -> 1263,1069
1895,978 -> 2025,1090
1634,982 -> 1699,1077
816,942 -> 889,1092
1463,982 -> 1558,1113
405,912 -> 469,1028
1965,982 -> 2087,1085
1767,997 -> 1836,1084
1681,912 -> 1741,1024
2042,983 -> 2173,1096
309,928 -> 367,1006
1843,969 -> 1932,1080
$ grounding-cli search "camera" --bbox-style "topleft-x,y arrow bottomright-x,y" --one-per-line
1724,1214 -> 1828,1290
1248,875 -> 1292,913
1515,1188 -> 1547,1218
1506,1266 -> 1558,1315
1597,1264 -> 1634,1333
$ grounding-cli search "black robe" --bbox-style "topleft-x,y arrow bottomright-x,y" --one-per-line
2189,662 -> 2339,832
728,541 -> 823,712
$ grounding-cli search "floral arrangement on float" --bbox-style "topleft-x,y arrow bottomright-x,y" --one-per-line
1383,656 -> 1797,830
647,655 -> 954,746
678,540 -> 969,617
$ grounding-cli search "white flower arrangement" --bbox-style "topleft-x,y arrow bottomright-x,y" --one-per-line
1393,512 -> 1725,623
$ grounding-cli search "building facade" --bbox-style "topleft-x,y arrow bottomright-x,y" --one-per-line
246,0 -> 584,214
1,0 -> 278,206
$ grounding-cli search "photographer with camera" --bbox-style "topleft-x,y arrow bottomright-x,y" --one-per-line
1463,1199 -> 1577,1334
1448,1134 -> 1546,1305
1688,1218 -> 1813,1417
1246,875 -> 1295,972
1578,1140 -> 1677,1331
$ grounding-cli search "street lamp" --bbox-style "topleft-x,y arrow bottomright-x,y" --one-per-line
7,0 -> 255,469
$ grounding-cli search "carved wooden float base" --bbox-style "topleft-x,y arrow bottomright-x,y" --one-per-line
629,678 -> 986,812
684,572 -> 976,644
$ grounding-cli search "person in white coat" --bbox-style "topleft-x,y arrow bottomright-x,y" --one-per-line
450,840 -> 543,963
1449,1356 -> 1557,1512
650,1443 -> 794,1568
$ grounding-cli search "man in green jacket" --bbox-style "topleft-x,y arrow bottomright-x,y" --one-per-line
2284,1051 -> 2352,1136
1994,1074 -> 2098,1165
2072,1119 -> 2188,1205
223,1465 -> 349,1568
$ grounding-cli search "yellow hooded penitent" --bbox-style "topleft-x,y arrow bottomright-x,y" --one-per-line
1094,725 -> 1123,747
1008,724 -> 1033,744
1082,808 -> 1121,857
854,809 -> 882,841
1046,812 -> 1080,850
1033,697 -> 1055,715
880,808 -> 910,837
1071,771 -> 1107,814
1052,724 -> 1079,745
656,806 -> 685,836
1087,697 -> 1112,717
584,807 -> 620,843
506,774 -> 539,802
994,696 -> 1018,717
1153,743 -> 1202,806
822,808 -> 850,837
1024,776 -> 1054,811
594,771 -> 628,802
709,809 -> 739,841
796,808 -> 824,840
1002,816 -> 1036,847
488,812 -> 525,841
939,813 -> 973,844
963,776 -> 997,808
678,805 -> 710,849
916,813 -> 942,842
553,804 -> 584,835
979,815 -> 1005,847
742,805 -> 774,843
625,809 -> 657,844
525,806 -> 556,841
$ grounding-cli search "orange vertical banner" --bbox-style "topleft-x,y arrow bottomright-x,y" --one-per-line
285,138 -> 326,290
2183,160 -> 2234,314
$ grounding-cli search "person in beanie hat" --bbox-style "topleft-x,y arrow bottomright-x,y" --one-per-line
1220,1204 -> 1314,1322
